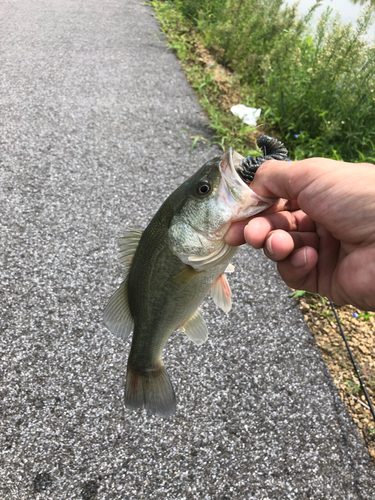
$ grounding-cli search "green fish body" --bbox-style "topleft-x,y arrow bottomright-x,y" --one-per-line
104,149 -> 274,417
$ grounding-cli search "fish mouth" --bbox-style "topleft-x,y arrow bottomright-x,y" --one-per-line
220,147 -> 249,196
219,147 -> 275,220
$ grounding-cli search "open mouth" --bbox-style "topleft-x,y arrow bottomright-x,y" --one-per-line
220,148 -> 249,195
231,149 -> 250,183
219,148 -> 276,219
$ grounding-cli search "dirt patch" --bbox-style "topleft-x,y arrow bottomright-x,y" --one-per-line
194,41 -> 240,112
192,40 -> 264,147
295,293 -> 375,463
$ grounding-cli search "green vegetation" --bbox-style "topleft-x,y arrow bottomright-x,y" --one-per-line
152,0 -> 261,154
356,311 -> 375,321
152,0 -> 375,162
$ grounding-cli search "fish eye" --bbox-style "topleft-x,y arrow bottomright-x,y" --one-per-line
196,180 -> 212,196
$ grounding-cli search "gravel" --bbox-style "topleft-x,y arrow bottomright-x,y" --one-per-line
1,0 -> 375,498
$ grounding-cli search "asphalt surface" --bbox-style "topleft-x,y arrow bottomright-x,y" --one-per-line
1,0 -> 375,499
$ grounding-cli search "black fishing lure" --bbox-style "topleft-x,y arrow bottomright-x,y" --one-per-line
238,135 -> 289,184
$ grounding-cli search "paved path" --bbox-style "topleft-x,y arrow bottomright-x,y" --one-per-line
1,1 -> 374,498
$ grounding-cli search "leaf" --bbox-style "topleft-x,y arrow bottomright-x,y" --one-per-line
190,135 -> 208,152
289,290 -> 307,298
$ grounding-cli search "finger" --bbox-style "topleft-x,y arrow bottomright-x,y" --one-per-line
244,210 -> 315,248
224,214 -> 283,247
276,246 -> 319,292
225,220 -> 248,246
263,230 -> 319,261
263,231 -> 294,261
250,158 -> 341,200
225,206 -> 309,247
334,246 -> 375,310
259,198 -> 300,216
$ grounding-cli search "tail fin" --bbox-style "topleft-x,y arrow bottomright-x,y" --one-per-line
125,364 -> 176,418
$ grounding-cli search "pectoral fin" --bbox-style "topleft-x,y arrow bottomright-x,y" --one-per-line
103,279 -> 134,339
181,310 -> 208,346
172,265 -> 199,286
211,273 -> 232,313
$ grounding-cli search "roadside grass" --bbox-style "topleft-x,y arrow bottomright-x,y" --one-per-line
153,0 -> 375,162
151,0 -> 263,155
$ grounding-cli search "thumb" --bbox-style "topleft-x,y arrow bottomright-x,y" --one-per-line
250,158 -> 341,201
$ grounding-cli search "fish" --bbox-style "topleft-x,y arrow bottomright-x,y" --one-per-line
103,147 -> 276,418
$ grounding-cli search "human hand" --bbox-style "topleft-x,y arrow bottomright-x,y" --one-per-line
226,158 -> 375,311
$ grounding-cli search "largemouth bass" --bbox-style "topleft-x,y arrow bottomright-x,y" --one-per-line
104,147 -> 276,418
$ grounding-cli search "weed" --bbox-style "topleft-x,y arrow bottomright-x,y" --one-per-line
155,0 -> 375,162
289,290 -> 327,305
345,379 -> 361,395
152,0 -> 267,154
262,6 -> 375,161
356,311 -> 375,322
190,135 -> 209,151
289,290 -> 309,299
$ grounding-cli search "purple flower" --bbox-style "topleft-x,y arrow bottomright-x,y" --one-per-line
353,312 -> 358,318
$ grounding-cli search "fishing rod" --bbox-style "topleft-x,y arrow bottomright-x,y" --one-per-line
329,300 -> 375,425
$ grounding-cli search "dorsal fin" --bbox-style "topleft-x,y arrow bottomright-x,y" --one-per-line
103,229 -> 142,339
119,229 -> 143,274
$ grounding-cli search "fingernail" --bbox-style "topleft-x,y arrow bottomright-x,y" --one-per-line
266,234 -> 274,255
291,248 -> 307,267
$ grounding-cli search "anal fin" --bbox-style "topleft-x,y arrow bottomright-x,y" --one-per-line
180,310 -> 208,346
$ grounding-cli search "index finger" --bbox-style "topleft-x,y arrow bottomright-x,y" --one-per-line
244,210 -> 315,248
225,209 -> 314,247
